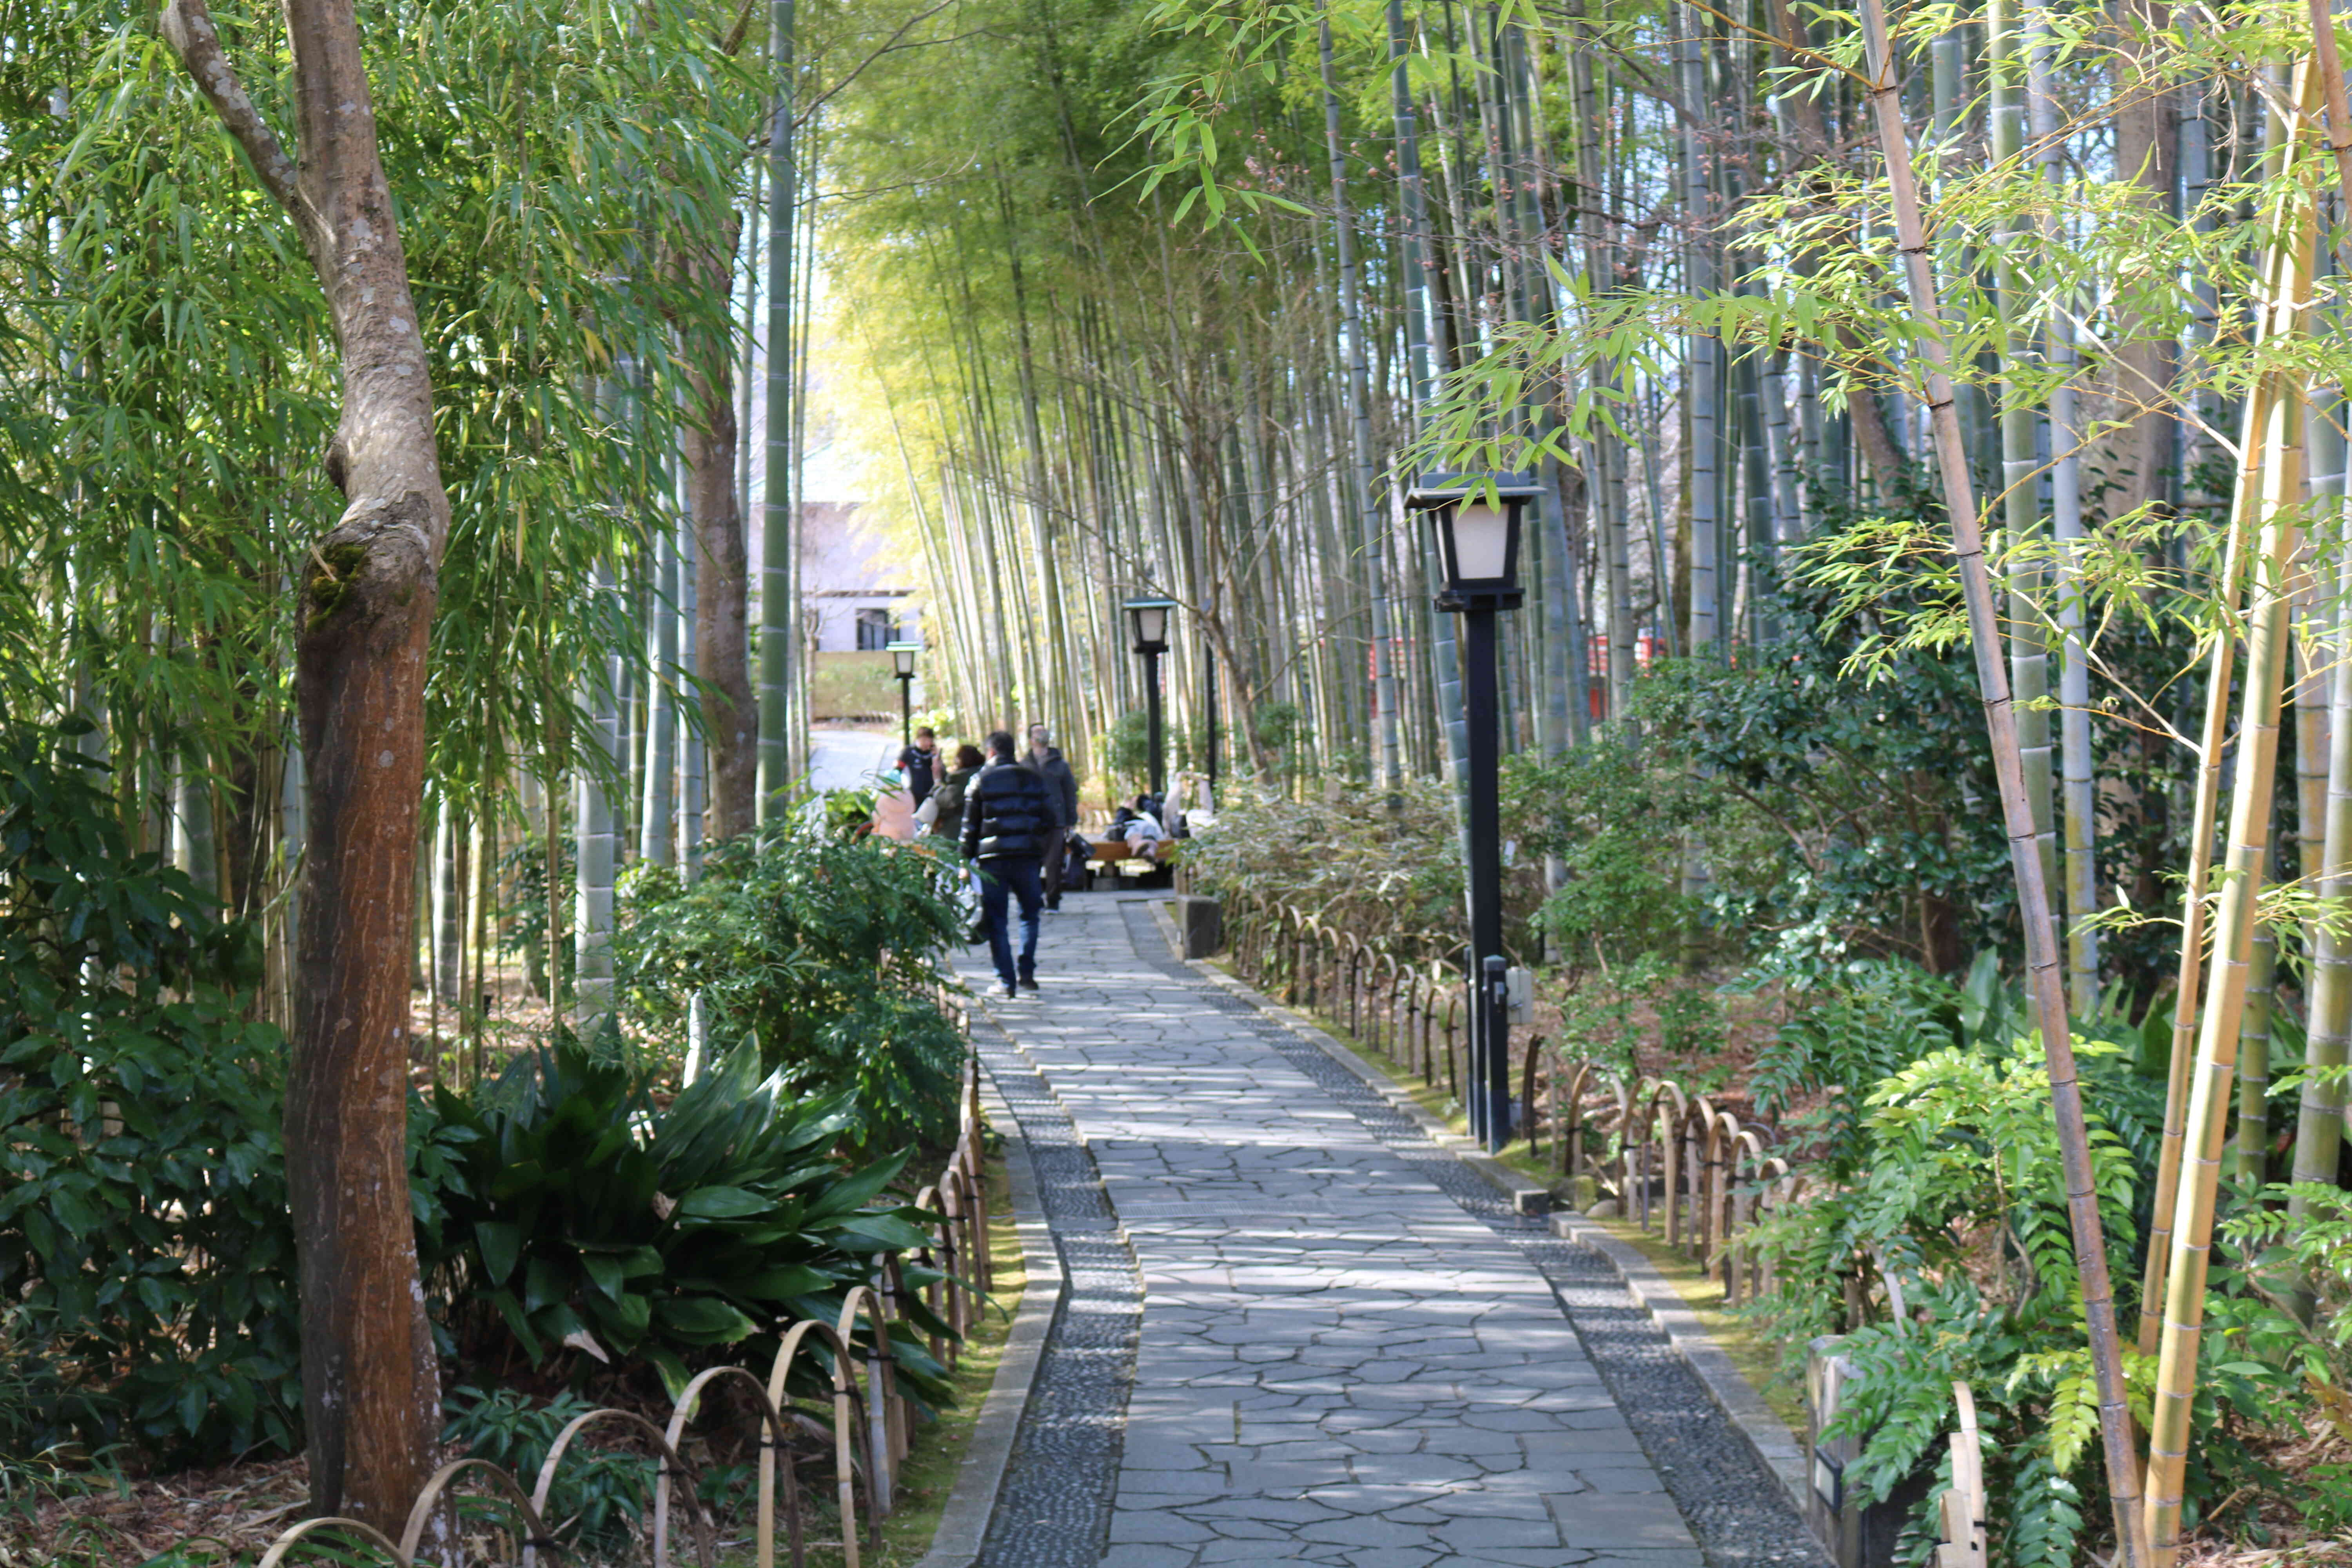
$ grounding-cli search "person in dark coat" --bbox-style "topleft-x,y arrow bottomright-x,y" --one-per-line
927,744 -> 985,844
897,726 -> 940,803
962,730 -> 1054,998
1025,723 -> 1081,910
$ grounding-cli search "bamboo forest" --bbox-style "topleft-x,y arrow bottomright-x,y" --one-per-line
15,0 -> 2352,1562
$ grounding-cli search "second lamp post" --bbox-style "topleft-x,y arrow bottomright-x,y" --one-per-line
1124,596 -> 1175,797
1408,473 -> 1536,1153
887,641 -> 920,746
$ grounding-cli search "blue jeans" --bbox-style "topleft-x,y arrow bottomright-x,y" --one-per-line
977,858 -> 1043,988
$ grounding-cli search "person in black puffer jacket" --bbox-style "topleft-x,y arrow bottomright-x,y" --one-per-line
962,730 -> 1054,998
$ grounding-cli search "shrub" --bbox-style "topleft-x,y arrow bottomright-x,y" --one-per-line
412,1038 -> 956,1401
443,1384 -> 650,1551
0,719 -> 301,1461
614,826 -> 966,1149
1184,776 -> 1470,949
1728,953 -> 2327,1565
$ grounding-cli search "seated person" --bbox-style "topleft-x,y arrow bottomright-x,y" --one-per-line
1121,800 -> 1169,862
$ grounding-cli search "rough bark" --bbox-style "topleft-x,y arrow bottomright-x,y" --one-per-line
163,0 -> 446,1532
687,283 -> 748,846
679,221 -> 757,838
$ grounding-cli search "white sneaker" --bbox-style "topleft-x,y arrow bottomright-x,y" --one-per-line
998,982 -> 1018,1000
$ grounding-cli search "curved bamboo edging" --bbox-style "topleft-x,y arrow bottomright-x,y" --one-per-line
1223,893 -> 1802,1303
245,1040 -> 993,1568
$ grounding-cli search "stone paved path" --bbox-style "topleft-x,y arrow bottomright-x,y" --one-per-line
960,893 -> 1741,1568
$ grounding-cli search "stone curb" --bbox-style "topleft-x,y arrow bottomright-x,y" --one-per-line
1546,1210 -> 1810,1517
910,1064 -> 1067,1568
1145,898 -> 1811,1526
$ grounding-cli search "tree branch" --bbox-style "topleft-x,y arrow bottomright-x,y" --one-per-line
159,0 -> 318,239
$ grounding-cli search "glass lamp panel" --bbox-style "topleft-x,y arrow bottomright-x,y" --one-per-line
1453,501 -> 1511,581
1137,606 -> 1168,646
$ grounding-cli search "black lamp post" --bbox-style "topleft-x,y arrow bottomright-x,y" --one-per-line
1408,472 -> 1536,1152
1204,640 -> 1218,803
887,641 -> 920,747
1124,596 -> 1175,797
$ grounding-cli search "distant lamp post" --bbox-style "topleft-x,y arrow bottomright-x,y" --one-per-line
1125,596 -> 1176,797
1203,639 -> 1218,805
1408,472 -> 1536,1152
887,641 -> 921,747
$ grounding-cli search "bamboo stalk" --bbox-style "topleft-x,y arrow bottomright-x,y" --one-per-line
2143,62 -> 2321,1563
1853,4 -> 2147,1560
1987,0 -> 2060,907
2291,402 -> 2352,1316
2285,0 -> 2352,1322
2235,931 -> 2279,1184
2139,421 -> 2257,1354
2141,27 -> 2340,1354
2027,11 -> 2098,1008
1321,0 -> 1400,792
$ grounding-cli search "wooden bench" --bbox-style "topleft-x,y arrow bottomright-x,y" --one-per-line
1074,835 -> 1177,886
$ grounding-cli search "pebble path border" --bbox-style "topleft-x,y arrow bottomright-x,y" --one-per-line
1114,902 -> 1826,1568
969,1003 -> 1145,1568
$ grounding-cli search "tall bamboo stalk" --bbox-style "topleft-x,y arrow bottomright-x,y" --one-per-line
2140,406 -> 2258,1353
1679,1 -> 1719,657
756,0 -> 796,818
640,525 -> 677,866
1987,0 -> 2059,907
2139,38 -> 2331,1358
1854,3 -> 2147,1558
2143,60 -> 2320,1562
2292,387 -> 2352,1313
575,561 -> 620,1043
2028,15 -> 2098,1007
2287,0 -> 2352,1319
2235,931 -> 2280,1183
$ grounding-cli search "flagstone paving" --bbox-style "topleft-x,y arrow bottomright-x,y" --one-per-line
962,893 -> 1823,1568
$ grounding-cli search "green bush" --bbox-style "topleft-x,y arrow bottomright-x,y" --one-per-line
443,1384 -> 651,1550
412,1038 -> 956,1400
1185,777 -> 1471,949
0,719 -> 301,1461
1732,952 -> 2338,1564
613,825 -> 967,1149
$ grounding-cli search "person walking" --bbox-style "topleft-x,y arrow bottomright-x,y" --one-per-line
897,725 -> 940,804
1025,722 -> 1080,911
925,742 -> 987,942
963,730 -> 1054,998
926,742 -> 984,843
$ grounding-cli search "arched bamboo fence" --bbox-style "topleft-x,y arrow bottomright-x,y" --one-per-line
1224,893 -> 1804,1304
248,1047 -> 995,1568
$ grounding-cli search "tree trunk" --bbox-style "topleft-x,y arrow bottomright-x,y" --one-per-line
163,0 -> 448,1530
682,225 -> 757,840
